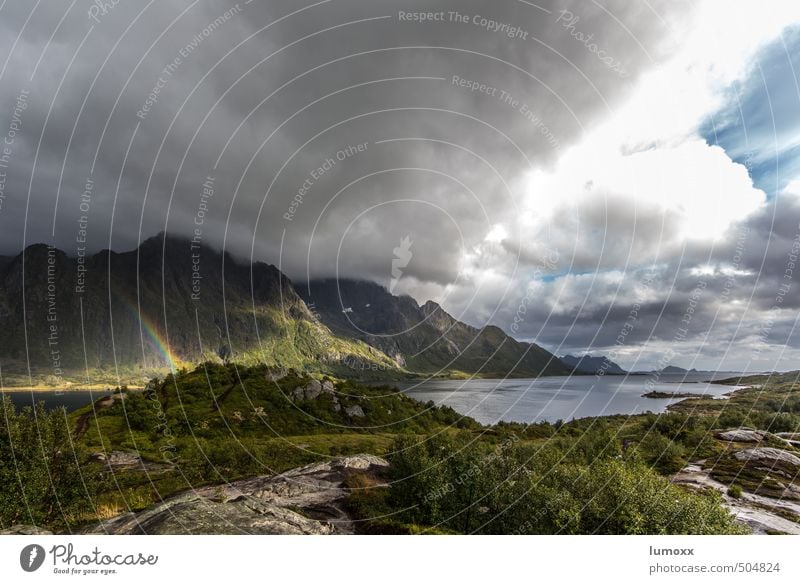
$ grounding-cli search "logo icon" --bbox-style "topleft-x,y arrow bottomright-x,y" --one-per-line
20,544 -> 46,572
390,235 -> 413,293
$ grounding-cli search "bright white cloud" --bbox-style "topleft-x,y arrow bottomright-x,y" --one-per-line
513,0 -> 800,263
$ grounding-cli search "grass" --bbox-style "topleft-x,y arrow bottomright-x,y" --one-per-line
54,366 -> 800,533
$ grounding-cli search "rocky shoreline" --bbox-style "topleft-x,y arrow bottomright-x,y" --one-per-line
672,427 -> 800,534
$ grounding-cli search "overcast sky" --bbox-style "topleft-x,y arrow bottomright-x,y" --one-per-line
1,0 -> 799,371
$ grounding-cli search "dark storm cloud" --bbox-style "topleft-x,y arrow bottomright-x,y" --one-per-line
1,0 -> 797,370
0,0 -> 687,259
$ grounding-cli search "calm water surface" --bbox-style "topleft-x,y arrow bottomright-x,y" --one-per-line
2,390 -> 112,412
381,372 -> 746,424
3,372 -> 748,422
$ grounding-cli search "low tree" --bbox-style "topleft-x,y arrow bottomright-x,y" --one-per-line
0,397 -> 103,530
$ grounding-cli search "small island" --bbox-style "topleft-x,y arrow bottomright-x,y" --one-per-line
642,390 -> 707,399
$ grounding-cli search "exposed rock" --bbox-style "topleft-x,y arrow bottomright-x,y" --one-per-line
0,525 -> 53,535
266,369 -> 288,382
105,451 -> 144,468
733,448 -> 800,477
292,380 -> 336,401
84,455 -> 389,535
88,450 -> 172,473
716,428 -> 769,442
775,433 -> 800,447
672,462 -> 800,534
345,404 -> 365,418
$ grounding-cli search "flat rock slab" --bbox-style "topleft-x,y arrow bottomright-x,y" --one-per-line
716,428 -> 769,442
733,447 -> 800,468
672,462 -> 800,535
0,525 -> 53,535
84,454 -> 389,535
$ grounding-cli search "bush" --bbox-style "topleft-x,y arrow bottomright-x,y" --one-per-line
387,432 -> 746,535
636,433 -> 687,474
0,397 -> 104,529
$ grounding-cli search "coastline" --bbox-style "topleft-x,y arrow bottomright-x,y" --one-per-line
0,384 -> 143,393
665,379 -> 752,412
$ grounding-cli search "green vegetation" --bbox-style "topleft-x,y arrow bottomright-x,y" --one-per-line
374,432 -> 745,534
4,366 -> 798,534
0,398 -> 103,530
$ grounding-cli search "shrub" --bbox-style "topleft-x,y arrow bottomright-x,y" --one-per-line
386,432 -> 746,535
0,397 -> 104,529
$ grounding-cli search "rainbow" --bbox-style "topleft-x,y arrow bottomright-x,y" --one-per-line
119,300 -> 181,372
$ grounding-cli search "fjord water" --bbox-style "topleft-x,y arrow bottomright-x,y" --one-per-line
3,390 -> 112,412
386,372 -> 745,424
4,372 -> 745,422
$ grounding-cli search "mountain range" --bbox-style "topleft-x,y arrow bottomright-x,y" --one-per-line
560,354 -> 627,375
0,234 -> 568,385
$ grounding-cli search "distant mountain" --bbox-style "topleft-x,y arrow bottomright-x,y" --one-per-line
297,279 -> 568,377
560,354 -> 627,375
0,234 -> 394,383
0,235 -> 566,384
658,366 -> 697,374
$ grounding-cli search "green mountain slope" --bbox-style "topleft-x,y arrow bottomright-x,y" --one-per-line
298,279 -> 568,377
0,235 -> 396,384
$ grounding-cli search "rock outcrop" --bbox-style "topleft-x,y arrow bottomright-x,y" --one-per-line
345,404 -> 365,418
775,432 -> 800,448
84,455 -> 389,535
291,379 -> 336,401
716,428 -> 769,443
0,525 -> 53,535
733,448 -> 800,478
672,462 -> 800,534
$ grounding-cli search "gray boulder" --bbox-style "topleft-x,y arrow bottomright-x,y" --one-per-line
775,433 -> 800,448
291,380 -> 336,401
345,404 -> 365,418
0,525 -> 53,535
733,448 -> 800,478
84,455 -> 388,535
717,428 -> 768,442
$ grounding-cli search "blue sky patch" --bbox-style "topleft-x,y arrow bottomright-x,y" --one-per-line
701,25 -> 800,195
